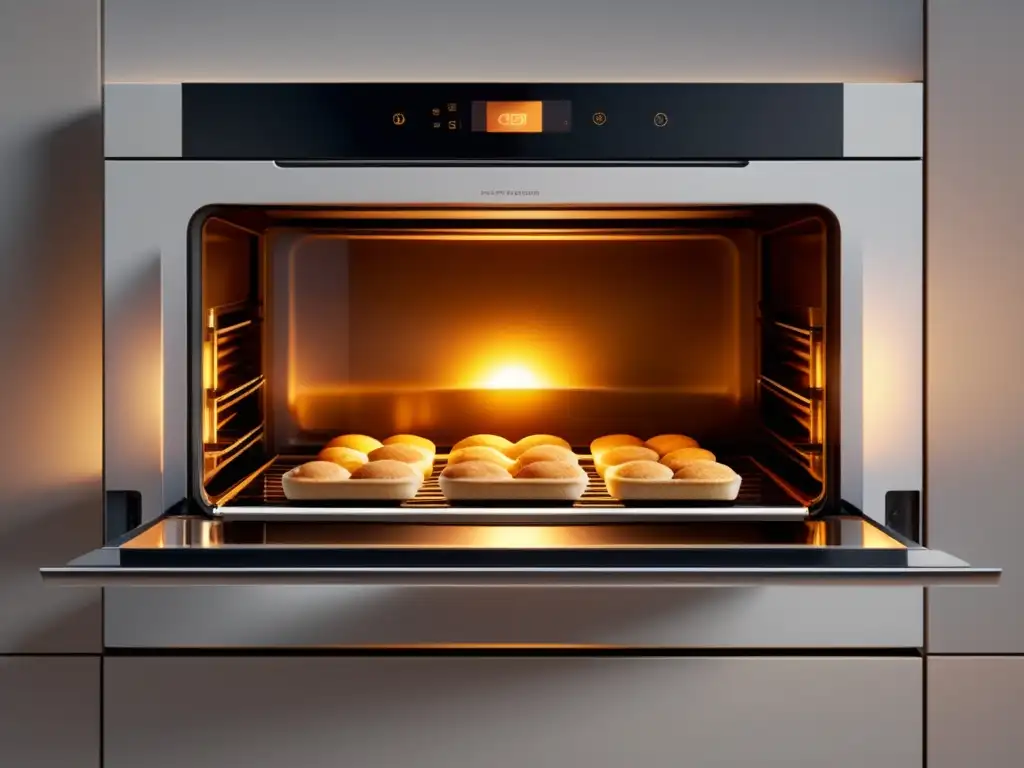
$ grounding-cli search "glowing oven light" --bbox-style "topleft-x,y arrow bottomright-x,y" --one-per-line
483,364 -> 543,389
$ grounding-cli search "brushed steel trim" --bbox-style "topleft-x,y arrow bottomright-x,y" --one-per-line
213,505 -> 809,524
42,565 -> 1000,588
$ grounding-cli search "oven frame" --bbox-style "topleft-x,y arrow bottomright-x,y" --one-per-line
98,82 -> 927,533
186,204 -> 843,519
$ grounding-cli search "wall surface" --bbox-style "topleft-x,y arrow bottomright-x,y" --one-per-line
0,0 -> 102,766
925,2 -> 1024,763
0,0 -> 102,657
926,0 -> 1024,655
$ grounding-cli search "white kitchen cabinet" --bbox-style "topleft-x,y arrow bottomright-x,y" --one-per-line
105,656 -> 921,768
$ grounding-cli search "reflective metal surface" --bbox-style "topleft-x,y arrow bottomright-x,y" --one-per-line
37,513 -> 1000,587
43,560 -> 997,588
124,516 -> 901,550
218,505 -> 809,524
39,503 -> 1000,588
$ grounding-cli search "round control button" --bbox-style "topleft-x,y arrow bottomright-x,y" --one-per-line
392,112 -> 406,126
592,111 -> 607,126
653,112 -> 669,128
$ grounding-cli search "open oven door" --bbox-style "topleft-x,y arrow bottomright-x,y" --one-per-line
41,505 -> 999,588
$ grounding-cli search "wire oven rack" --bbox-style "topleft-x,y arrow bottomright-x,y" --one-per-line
215,455 -> 808,523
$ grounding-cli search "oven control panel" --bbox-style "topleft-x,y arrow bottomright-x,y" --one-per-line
181,83 -> 844,162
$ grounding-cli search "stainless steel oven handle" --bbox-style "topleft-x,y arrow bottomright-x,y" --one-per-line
40,565 -> 1000,588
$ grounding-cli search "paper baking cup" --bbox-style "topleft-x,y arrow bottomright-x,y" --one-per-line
282,469 -> 422,502
439,475 -> 589,503
605,473 -> 742,502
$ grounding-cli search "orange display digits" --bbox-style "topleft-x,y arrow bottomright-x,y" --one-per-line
485,101 -> 544,133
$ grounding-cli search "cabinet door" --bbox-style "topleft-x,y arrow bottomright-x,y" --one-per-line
0,658 -> 99,768
928,657 -> 1024,768
105,656 -> 921,768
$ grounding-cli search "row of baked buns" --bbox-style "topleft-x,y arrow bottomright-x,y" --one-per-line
589,434 -> 742,501
443,436 -> 584,478
315,433 -> 437,479
282,433 -> 439,501
439,434 -> 588,502
282,430 -> 741,503
449,433 -> 573,459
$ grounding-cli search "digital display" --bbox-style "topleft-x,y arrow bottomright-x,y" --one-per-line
471,100 -> 572,134
484,101 -> 544,133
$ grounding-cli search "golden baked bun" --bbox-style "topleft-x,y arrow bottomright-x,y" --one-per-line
673,460 -> 738,481
369,444 -> 426,464
447,446 -> 515,470
382,434 -> 436,456
440,460 -> 514,481
324,434 -> 383,454
645,434 -> 699,456
661,447 -> 717,472
505,434 -> 572,459
509,445 -> 579,476
368,444 -> 433,479
589,434 -> 644,458
514,460 -> 586,480
607,460 -> 674,481
451,434 -> 514,452
595,445 -> 659,477
290,461 -> 350,482
350,460 -> 421,481
317,446 -> 369,473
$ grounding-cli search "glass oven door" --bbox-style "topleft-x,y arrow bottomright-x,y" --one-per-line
42,513 -> 999,587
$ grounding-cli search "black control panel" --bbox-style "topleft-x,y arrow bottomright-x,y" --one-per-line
181,83 -> 844,162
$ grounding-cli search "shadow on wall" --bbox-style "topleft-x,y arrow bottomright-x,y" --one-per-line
0,111 -> 103,652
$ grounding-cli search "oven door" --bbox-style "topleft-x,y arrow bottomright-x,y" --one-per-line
41,511 -> 998,587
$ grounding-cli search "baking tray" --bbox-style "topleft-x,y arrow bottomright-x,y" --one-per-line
215,455 -> 809,523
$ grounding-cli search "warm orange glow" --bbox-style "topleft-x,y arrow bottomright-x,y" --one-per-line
483,364 -> 543,389
810,338 -> 824,389
466,526 -> 575,548
202,340 -> 215,443
309,232 -> 715,242
485,101 -> 544,133
267,208 -> 750,221
861,524 -> 904,550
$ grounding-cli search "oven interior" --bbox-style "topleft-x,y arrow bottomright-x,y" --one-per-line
193,206 -> 838,516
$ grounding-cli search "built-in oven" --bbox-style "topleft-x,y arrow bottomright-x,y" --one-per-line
43,82 -> 999,590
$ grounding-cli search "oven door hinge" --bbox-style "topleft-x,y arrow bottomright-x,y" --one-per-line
885,490 -> 921,544
104,490 -> 142,541
104,494 -> 203,542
